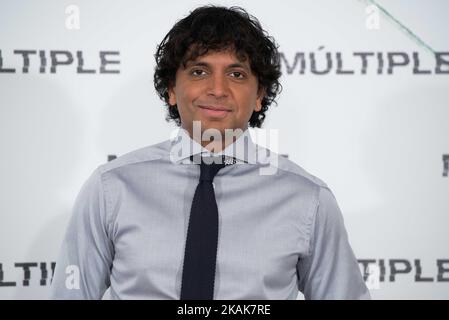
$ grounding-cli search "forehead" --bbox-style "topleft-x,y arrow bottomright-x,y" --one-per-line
182,47 -> 250,68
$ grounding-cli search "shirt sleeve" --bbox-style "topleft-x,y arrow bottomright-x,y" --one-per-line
50,167 -> 114,299
296,186 -> 370,300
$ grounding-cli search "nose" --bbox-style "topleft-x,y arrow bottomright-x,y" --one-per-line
206,73 -> 229,98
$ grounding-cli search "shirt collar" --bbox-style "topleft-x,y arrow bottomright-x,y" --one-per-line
169,127 -> 258,165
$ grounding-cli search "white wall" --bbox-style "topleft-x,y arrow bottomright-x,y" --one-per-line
0,0 -> 448,299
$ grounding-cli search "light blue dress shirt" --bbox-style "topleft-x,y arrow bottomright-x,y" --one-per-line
50,128 -> 370,300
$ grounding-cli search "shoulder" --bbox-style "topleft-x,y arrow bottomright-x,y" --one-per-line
255,144 -> 338,221
95,139 -> 171,177
255,144 -> 329,191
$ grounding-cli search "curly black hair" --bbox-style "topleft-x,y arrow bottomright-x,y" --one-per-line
153,5 -> 282,128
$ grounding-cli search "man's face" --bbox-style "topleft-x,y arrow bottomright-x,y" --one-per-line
168,49 -> 263,139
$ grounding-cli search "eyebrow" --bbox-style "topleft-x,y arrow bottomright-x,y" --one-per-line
185,61 -> 250,71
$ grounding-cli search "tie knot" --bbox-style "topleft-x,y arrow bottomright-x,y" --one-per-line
190,155 -> 235,182
200,156 -> 226,182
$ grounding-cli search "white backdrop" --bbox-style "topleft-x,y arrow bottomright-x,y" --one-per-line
0,0 -> 448,299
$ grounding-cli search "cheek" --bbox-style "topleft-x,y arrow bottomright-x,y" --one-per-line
176,84 -> 200,106
236,89 -> 258,112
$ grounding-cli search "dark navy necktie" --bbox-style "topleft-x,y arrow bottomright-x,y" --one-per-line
180,154 -> 235,300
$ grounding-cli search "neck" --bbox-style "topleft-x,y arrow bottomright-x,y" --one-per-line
183,125 -> 247,153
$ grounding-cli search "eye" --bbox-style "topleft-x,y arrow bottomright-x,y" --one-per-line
190,69 -> 207,77
229,71 -> 245,79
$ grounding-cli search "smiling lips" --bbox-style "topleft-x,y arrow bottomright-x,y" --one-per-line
198,105 -> 231,118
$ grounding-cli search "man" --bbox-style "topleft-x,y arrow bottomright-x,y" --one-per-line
51,5 -> 370,300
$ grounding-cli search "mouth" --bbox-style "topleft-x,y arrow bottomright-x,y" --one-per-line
198,105 -> 232,118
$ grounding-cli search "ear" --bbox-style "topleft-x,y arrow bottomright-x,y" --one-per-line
255,87 -> 265,112
168,85 -> 176,106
